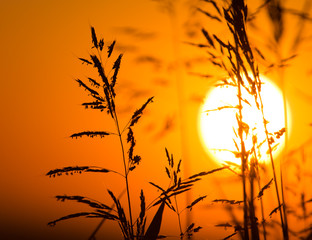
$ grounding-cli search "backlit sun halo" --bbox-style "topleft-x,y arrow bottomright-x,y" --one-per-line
198,75 -> 289,166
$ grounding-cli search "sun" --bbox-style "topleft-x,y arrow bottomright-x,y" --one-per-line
198,75 -> 289,166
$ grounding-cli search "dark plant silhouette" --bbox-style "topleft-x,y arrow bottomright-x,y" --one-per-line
47,26 -> 225,240
47,0 -> 312,239
191,0 -> 288,239
47,26 -> 155,240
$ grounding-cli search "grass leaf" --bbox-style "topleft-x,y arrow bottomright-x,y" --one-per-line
143,201 -> 166,240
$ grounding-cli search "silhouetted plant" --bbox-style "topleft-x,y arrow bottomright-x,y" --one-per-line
192,0 -> 289,239
47,26 -> 226,240
47,26 -> 155,239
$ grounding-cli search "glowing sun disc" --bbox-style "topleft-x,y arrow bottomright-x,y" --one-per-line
198,75 -> 289,165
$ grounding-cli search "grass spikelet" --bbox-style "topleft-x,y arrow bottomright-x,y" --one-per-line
129,97 -> 154,127
139,190 -> 146,223
185,223 -> 195,237
212,34 -> 229,49
107,40 -> 116,58
203,0 -> 221,15
254,47 -> 266,61
126,127 -> 141,171
91,26 -> 98,49
127,127 -> 135,159
111,53 -> 123,95
269,203 -> 284,218
78,57 -> 92,65
257,178 -> 273,198
48,212 -> 103,227
137,190 -> 146,238
204,105 -> 240,113
186,196 -> 207,211
99,38 -> 104,51
165,167 -> 171,179
188,166 -> 228,179
55,195 -> 113,210
76,79 -> 100,97
149,182 -> 166,193
88,77 -> 100,88
182,41 -> 210,48
215,222 -> 232,228
70,131 -> 110,138
108,190 -> 131,238
90,54 -> 110,88
274,127 -> 286,139
176,159 -> 182,174
165,148 -> 171,166
212,199 -> 243,205
46,166 -> 111,177
197,7 -> 222,22
82,101 -> 106,111
201,28 -> 215,48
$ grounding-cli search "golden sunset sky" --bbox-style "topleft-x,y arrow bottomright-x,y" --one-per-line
1,0 -> 312,239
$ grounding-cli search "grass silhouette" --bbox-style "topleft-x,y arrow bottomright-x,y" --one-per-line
47,26 -> 226,239
47,0 -> 312,239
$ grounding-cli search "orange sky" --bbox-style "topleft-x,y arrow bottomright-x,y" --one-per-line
1,0 -> 312,239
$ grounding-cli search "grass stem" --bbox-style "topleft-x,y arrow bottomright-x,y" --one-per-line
114,111 -> 134,239
174,196 -> 183,239
234,38 -> 250,240
256,82 -> 288,239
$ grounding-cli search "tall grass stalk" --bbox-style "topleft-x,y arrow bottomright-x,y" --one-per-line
234,39 -> 250,240
266,1 -> 312,237
195,0 -> 293,238
230,0 -> 288,237
115,112 -> 134,237
47,27 -> 156,239
252,141 -> 267,240
47,26 -> 228,239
